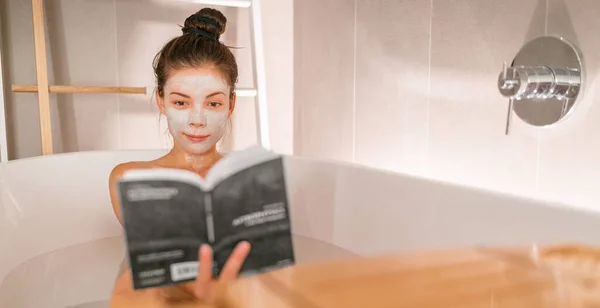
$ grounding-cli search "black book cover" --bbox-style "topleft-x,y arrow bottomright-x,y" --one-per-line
118,155 -> 295,290
211,159 -> 294,276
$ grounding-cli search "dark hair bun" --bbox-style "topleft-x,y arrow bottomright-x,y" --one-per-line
182,8 -> 227,40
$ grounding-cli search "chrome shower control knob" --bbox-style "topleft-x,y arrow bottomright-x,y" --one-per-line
498,71 -> 521,97
497,63 -> 523,98
496,36 -> 584,130
497,64 -> 559,100
549,67 -> 582,100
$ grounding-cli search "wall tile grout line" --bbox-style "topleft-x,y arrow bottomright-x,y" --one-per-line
535,0 -> 550,196
112,0 -> 122,150
351,0 -> 358,163
425,0 -> 433,176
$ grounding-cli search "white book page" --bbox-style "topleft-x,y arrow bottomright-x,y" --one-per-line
119,145 -> 280,191
206,145 -> 280,185
120,168 -> 211,190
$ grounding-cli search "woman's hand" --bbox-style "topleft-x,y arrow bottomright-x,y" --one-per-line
110,242 -> 251,308
192,241 -> 251,303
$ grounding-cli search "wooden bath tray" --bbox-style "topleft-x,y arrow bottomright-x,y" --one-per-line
111,244 -> 600,307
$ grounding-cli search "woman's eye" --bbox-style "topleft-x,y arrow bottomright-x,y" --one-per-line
208,101 -> 222,108
173,100 -> 186,107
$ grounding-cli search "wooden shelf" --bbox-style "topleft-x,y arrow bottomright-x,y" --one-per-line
12,85 -> 258,97
12,85 -> 147,94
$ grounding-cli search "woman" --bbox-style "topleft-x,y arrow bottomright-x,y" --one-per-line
109,7 -> 251,305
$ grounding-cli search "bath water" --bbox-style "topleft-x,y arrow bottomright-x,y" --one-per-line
0,236 -> 124,307
0,234 -> 353,307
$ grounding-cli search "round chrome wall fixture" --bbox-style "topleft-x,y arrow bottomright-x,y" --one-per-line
497,36 -> 584,131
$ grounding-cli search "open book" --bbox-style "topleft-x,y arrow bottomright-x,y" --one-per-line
116,146 -> 295,290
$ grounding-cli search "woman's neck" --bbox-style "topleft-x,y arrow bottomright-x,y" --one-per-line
164,144 -> 223,176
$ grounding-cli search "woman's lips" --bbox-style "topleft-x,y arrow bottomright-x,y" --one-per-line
183,133 -> 210,143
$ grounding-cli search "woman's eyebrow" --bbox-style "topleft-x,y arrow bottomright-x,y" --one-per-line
206,91 -> 226,98
168,91 -> 226,98
169,91 -> 191,98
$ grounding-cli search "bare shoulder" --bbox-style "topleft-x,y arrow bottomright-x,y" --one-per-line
108,160 -> 157,190
108,160 -> 160,224
110,161 -> 153,180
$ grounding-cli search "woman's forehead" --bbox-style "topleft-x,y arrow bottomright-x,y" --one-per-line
167,67 -> 228,86
167,75 -> 228,88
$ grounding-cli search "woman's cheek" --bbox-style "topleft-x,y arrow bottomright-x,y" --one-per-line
165,108 -> 190,132
205,110 -> 229,133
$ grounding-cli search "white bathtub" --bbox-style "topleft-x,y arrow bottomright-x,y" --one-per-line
1,150 -> 600,307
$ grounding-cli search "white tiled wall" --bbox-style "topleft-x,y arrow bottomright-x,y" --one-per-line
293,0 -> 355,163
294,0 -> 600,212
0,0 -> 293,159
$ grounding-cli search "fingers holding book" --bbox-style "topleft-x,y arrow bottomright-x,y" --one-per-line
219,241 -> 251,281
192,244 -> 214,301
192,241 -> 252,302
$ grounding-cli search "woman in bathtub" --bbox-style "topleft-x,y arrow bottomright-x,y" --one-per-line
108,7 -> 250,305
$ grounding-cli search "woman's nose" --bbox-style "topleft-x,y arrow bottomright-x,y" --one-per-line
189,109 -> 207,127
189,122 -> 205,128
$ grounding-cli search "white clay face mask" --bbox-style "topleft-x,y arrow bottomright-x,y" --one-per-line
163,74 -> 230,155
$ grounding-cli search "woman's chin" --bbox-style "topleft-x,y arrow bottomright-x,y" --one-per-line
179,142 -> 217,155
